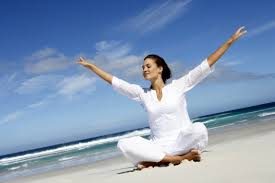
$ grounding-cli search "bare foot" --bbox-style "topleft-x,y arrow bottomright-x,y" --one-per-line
136,164 -> 146,170
180,149 -> 201,162
136,149 -> 201,170
166,149 -> 201,165
136,161 -> 158,170
169,156 -> 183,165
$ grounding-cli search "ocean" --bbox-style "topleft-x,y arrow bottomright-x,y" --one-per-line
1,102 -> 275,182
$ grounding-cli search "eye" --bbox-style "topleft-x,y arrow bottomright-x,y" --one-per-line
142,64 -> 151,70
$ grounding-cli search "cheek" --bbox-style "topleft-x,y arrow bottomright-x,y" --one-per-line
151,69 -> 158,75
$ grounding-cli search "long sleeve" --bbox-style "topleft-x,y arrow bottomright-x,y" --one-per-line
171,58 -> 215,94
111,76 -> 144,103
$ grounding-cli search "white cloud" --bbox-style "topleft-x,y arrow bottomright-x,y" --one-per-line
204,62 -> 275,83
1,94 -> 55,124
221,61 -> 242,67
95,40 -> 121,52
91,40 -> 144,79
107,55 -> 142,71
15,74 -> 63,94
27,94 -> 56,109
7,73 -> 17,82
15,72 -> 97,97
1,73 -> 97,124
0,111 -> 23,124
246,20 -> 275,38
119,0 -> 192,34
57,74 -> 97,98
28,100 -> 47,108
124,64 -> 143,78
95,40 -> 132,59
25,48 -> 72,74
27,48 -> 57,60
0,72 -> 20,97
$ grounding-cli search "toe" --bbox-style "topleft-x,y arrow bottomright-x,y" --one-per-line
137,164 -> 146,170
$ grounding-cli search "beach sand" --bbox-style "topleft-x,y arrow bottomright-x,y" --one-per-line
7,118 -> 275,183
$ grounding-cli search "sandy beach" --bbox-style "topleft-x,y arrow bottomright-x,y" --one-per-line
7,118 -> 275,183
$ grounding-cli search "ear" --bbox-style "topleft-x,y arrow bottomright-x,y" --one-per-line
158,66 -> 163,73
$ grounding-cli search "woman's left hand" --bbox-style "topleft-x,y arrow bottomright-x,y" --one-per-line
231,26 -> 247,42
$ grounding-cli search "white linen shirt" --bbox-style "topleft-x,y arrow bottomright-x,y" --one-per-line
111,58 -> 215,145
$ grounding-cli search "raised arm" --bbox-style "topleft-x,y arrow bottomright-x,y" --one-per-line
207,26 -> 247,67
171,26 -> 247,94
77,57 -> 144,103
77,57 -> 113,84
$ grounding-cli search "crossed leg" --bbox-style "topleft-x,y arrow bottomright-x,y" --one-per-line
137,149 -> 201,170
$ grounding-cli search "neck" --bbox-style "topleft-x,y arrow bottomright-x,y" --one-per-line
151,78 -> 165,91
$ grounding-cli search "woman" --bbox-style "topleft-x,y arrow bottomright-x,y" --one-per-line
77,26 -> 247,170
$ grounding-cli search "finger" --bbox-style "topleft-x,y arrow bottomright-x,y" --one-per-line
240,27 -> 247,33
242,30 -> 247,34
239,26 -> 245,30
76,59 -> 84,64
79,57 -> 85,61
236,26 -> 245,34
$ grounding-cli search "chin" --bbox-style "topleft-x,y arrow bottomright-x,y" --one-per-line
144,76 -> 150,80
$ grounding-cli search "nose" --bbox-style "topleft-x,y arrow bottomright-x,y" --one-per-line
143,70 -> 149,74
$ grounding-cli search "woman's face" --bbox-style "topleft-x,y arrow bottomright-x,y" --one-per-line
142,58 -> 163,81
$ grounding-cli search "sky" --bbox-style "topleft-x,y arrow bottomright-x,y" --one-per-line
0,0 -> 275,156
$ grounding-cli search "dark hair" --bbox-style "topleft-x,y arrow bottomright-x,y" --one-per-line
143,54 -> 172,89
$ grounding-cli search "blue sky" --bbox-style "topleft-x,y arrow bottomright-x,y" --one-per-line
1,0 -> 275,155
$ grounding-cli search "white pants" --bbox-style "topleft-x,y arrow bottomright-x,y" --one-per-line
117,122 -> 208,166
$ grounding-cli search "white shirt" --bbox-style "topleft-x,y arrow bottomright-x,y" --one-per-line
112,58 -> 215,144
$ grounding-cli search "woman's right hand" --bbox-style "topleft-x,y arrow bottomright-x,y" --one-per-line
76,57 -> 91,67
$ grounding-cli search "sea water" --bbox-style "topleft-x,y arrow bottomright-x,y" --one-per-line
1,102 -> 275,182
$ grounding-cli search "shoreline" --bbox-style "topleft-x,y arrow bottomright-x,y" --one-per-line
6,117 -> 275,183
